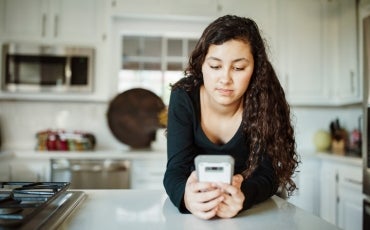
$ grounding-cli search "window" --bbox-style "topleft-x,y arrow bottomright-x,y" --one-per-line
118,35 -> 198,104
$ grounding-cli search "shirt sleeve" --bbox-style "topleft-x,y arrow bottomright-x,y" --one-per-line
163,89 -> 197,213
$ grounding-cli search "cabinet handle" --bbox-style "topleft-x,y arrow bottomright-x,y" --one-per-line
54,15 -> 59,38
42,14 -> 47,37
344,178 -> 362,185
350,70 -> 355,93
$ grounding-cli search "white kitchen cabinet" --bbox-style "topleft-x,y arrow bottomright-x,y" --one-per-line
0,160 -> 10,181
9,159 -> 50,182
337,164 -> 363,230
320,159 -> 363,230
287,156 -> 321,216
109,0 -> 218,17
320,161 -> 338,224
276,0 -> 360,106
0,0 -> 46,40
325,0 -> 361,104
276,0 -> 330,105
1,0 -> 101,44
130,158 -> 166,189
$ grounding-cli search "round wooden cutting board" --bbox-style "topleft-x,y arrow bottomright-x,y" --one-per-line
107,88 -> 165,149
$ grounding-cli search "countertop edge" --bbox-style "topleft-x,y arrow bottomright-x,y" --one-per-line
298,149 -> 362,167
1,149 -> 167,160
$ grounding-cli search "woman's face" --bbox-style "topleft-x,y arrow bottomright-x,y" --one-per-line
201,39 -> 254,107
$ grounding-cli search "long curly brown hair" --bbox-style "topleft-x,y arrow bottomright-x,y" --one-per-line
171,15 -> 299,195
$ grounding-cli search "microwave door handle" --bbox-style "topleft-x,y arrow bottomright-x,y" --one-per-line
65,57 -> 71,86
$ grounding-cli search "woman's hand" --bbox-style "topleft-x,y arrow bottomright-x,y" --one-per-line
215,174 -> 245,218
184,171 -> 224,219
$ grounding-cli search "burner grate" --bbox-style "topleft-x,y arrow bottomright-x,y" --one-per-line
0,182 -> 70,227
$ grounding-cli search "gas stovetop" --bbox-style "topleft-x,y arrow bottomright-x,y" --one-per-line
0,182 -> 86,230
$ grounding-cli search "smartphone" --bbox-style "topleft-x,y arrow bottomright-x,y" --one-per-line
195,155 -> 234,184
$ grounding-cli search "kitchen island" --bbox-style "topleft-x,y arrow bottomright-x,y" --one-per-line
59,190 -> 340,230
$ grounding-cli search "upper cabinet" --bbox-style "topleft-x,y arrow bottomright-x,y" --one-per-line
0,0 -> 103,45
325,0 -> 361,104
276,0 -> 360,106
109,0 -> 219,17
276,0 -> 329,105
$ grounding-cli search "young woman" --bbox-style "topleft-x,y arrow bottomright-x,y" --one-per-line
163,15 -> 299,220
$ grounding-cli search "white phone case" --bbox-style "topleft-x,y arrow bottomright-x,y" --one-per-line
195,155 -> 234,184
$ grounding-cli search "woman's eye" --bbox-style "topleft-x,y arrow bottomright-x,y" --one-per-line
234,67 -> 245,71
210,65 -> 221,70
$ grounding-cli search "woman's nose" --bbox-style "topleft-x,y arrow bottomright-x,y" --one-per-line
219,68 -> 232,84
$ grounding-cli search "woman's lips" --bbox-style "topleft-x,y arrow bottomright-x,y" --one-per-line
216,88 -> 233,96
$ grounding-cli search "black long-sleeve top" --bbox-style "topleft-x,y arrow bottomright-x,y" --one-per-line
163,84 -> 278,213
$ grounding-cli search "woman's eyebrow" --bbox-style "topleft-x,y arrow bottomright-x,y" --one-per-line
205,56 -> 222,61
206,57 -> 249,63
232,58 -> 249,63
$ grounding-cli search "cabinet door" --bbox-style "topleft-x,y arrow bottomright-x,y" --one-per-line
277,0 -> 329,105
51,0 -> 100,43
337,164 -> 363,230
334,0 -> 361,104
130,159 -> 166,189
0,162 -> 10,181
10,160 -> 50,182
110,0 -> 218,17
1,0 -> 100,44
287,157 -> 320,215
2,0 -> 48,40
319,162 -> 338,225
338,185 -> 363,230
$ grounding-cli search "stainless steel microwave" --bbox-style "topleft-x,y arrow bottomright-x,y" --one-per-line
1,43 -> 94,93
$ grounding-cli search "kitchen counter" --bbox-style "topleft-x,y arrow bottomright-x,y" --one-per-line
314,151 -> 362,166
2,149 -> 166,160
59,190 -> 340,230
298,149 -> 362,167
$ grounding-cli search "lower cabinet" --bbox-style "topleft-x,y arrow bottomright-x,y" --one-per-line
130,158 -> 166,190
320,160 -> 363,230
9,159 -> 50,182
319,161 -> 338,223
337,164 -> 363,230
287,156 -> 321,216
288,153 -> 362,230
0,160 -> 11,181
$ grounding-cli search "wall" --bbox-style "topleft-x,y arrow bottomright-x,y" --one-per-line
0,100 -> 124,150
292,106 -> 362,152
